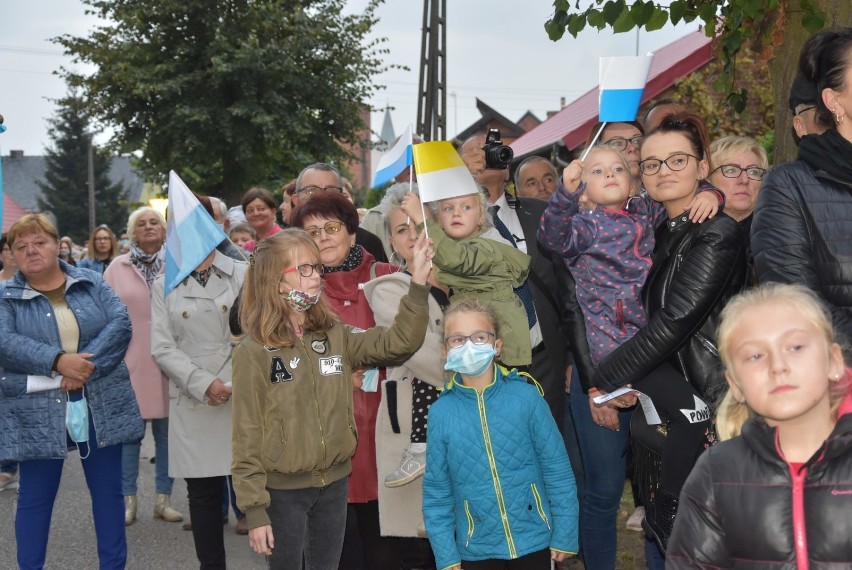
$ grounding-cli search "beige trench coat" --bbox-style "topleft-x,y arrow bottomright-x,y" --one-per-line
151,252 -> 247,478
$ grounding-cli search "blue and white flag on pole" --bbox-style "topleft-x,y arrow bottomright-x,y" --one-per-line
599,55 -> 654,122
372,124 -> 413,188
164,170 -> 227,295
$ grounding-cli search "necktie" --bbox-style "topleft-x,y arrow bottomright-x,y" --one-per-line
492,205 -> 537,328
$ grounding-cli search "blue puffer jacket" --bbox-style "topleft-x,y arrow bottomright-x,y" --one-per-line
423,366 -> 578,570
0,261 -> 144,461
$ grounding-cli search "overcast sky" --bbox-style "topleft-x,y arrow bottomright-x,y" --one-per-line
0,1 -> 698,156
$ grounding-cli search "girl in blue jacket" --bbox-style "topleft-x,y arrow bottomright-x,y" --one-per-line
422,298 -> 578,570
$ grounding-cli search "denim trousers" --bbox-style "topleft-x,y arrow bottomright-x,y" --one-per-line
266,476 -> 349,570
569,369 -> 632,570
121,417 -> 173,496
0,460 -> 18,474
186,476 -> 227,569
16,410 -> 126,570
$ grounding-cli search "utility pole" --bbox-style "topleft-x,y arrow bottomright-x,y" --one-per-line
416,0 -> 446,142
87,136 -> 95,233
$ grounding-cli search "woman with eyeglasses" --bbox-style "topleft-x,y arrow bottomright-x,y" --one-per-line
79,225 -> 119,274
590,112 -> 748,558
752,28 -> 852,346
290,191 -> 410,569
230,229 -> 431,569
240,186 -> 282,253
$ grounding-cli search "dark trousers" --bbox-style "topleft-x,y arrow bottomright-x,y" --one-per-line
16,411 -> 125,570
462,548 -> 551,569
338,500 -> 401,570
266,476 -> 348,570
186,476 -> 227,569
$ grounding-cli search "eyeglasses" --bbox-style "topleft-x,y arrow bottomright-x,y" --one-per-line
639,153 -> 699,176
94,237 -> 112,242
305,221 -> 344,238
282,263 -> 324,278
602,136 -> 643,151
796,105 -> 816,117
298,185 -> 343,196
444,331 -> 496,349
712,164 -> 767,181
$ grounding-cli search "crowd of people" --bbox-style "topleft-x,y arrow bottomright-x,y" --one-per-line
1,26 -> 852,570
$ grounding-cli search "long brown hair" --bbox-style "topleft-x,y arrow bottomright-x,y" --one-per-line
238,229 -> 337,348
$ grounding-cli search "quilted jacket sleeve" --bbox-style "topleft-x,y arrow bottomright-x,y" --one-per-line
79,277 -> 132,381
0,298 -> 59,397
594,217 -> 745,389
422,398 -> 462,570
528,391 -> 579,554
537,182 -> 597,260
752,166 -> 852,340
667,449 -> 730,568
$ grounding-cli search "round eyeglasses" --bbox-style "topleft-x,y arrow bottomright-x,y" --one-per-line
639,153 -> 699,176
305,221 -> 344,238
282,263 -> 324,278
444,331 -> 495,349
602,135 -> 643,152
712,164 -> 766,181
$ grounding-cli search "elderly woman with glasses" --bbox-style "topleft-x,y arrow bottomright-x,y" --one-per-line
291,191 -> 405,569
708,136 -> 769,224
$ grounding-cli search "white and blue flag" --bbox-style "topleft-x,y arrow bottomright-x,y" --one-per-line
599,55 -> 654,122
372,124 -> 413,188
164,170 -> 226,295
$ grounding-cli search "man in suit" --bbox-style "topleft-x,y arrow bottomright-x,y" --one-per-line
459,135 -> 570,428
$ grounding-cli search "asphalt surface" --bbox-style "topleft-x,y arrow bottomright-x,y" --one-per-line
0,424 -> 268,569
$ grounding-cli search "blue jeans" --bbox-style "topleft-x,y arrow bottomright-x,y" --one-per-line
121,418 -> 173,496
569,369 -> 632,570
222,475 -> 244,519
1,460 -> 18,474
266,476 -> 349,569
16,407 -> 126,570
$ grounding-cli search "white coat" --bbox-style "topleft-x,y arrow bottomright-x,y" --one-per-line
150,251 -> 247,478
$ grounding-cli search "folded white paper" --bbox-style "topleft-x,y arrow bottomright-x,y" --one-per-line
26,375 -> 62,394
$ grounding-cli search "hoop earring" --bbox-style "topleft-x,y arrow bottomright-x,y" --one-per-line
833,109 -> 845,124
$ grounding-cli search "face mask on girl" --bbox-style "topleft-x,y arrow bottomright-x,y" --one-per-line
444,341 -> 497,376
281,286 -> 321,312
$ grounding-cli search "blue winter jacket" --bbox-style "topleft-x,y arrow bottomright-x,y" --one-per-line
423,366 -> 578,570
0,261 -> 143,461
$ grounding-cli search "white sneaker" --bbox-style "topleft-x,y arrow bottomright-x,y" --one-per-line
626,506 -> 645,532
384,450 -> 426,488
0,471 -> 18,492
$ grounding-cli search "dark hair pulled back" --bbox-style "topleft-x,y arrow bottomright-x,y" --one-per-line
641,111 -> 710,161
799,28 -> 852,127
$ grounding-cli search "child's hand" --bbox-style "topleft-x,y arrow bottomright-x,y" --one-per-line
563,160 -> 584,193
401,192 -> 428,225
351,367 -> 365,389
551,549 -> 570,562
409,232 -> 435,286
686,190 -> 720,223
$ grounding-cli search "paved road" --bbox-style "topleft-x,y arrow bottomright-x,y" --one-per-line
0,425 -> 268,569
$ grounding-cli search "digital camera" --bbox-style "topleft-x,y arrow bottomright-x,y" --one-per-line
483,128 -> 513,169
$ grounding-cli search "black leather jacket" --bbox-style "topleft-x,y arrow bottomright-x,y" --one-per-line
594,212 -> 747,399
668,406 -> 852,568
752,160 -> 852,344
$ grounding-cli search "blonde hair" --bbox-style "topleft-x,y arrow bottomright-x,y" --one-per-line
238,229 -> 337,347
437,191 -> 493,234
716,283 -> 849,440
443,298 -> 502,342
127,206 -> 166,244
583,146 -> 632,179
708,136 -> 769,172
87,225 -> 119,261
7,213 -> 59,246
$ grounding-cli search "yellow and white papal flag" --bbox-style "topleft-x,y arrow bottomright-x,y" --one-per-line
411,141 -> 480,203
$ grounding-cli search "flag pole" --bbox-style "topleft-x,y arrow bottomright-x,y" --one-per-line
580,121 -> 607,161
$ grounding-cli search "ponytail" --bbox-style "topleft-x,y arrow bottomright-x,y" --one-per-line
642,111 -> 710,162
715,388 -> 750,441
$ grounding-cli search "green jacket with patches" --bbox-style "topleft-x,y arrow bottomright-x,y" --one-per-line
231,282 -> 429,530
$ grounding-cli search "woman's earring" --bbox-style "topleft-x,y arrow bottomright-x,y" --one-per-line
831,373 -> 842,382
833,109 -> 845,124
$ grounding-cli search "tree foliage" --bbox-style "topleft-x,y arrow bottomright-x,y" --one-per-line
37,93 -> 128,244
56,0 -> 392,205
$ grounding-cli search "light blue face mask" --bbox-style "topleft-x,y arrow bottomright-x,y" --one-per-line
66,389 -> 90,458
360,368 -> 379,392
444,341 -> 497,376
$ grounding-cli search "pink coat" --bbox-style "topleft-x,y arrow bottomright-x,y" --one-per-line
104,253 -> 169,419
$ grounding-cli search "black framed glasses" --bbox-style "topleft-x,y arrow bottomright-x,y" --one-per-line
796,105 -> 816,117
639,153 -> 699,176
298,185 -> 343,196
602,135 -> 643,151
282,263 -> 324,278
712,164 -> 767,181
305,221 -> 344,238
444,331 -> 495,349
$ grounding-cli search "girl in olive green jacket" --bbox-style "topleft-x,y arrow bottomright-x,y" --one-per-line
230,228 -> 433,570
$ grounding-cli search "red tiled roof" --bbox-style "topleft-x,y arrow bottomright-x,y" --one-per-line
510,29 -> 714,157
3,192 -> 28,233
